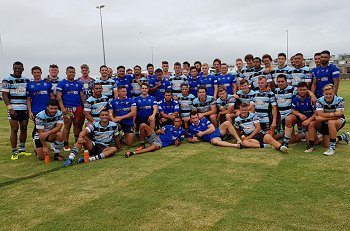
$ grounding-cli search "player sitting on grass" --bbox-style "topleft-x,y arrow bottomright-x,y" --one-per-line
63,109 -> 120,167
187,111 -> 242,148
234,103 -> 288,153
306,84 -> 348,156
34,99 -> 65,161
125,116 -> 185,158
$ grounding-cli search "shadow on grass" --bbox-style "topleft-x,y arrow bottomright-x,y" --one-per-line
0,166 -> 62,188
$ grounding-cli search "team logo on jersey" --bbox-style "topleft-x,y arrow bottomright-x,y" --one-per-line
44,83 -> 47,86
84,83 -> 89,89
31,85 -> 34,88
66,84 -> 69,87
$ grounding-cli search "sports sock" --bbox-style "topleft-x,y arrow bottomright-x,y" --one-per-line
89,153 -> 105,161
12,148 -> 17,154
283,135 -> 291,146
309,140 -> 315,147
54,141 -> 64,154
337,133 -> 347,142
263,144 -> 269,148
64,141 -> 69,147
68,147 -> 79,160
330,138 -> 336,150
19,143 -> 25,152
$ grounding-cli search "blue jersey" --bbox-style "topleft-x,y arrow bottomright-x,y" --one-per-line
35,110 -> 63,131
158,99 -> 179,115
200,75 -> 218,96
56,79 -> 83,107
252,90 -> 277,123
188,76 -> 202,97
109,97 -> 136,126
153,79 -> 171,102
193,96 -> 215,113
2,75 -> 30,110
188,117 -> 213,142
84,95 -> 109,122
312,64 -> 340,98
178,93 -> 195,117
217,73 -> 235,94
78,77 -> 95,99
26,80 -> 53,114
291,95 -> 315,119
114,75 -> 133,98
274,85 -> 295,120
95,78 -> 117,101
159,125 -> 185,147
271,66 -> 292,84
316,95 -> 344,113
234,112 -> 260,136
169,75 -> 187,97
216,94 -> 236,111
147,75 -> 157,88
86,121 -> 119,147
237,89 -> 255,105
135,95 -> 157,121
288,66 -> 313,87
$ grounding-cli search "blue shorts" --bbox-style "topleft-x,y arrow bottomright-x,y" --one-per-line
209,128 -> 222,141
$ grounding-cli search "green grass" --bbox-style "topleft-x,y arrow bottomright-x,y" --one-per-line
1,81 -> 350,231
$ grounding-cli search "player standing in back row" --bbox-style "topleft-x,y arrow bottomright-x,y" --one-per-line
2,62 -> 31,160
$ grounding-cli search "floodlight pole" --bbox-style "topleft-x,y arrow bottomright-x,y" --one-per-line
96,5 -> 106,65
286,29 -> 289,62
0,33 -> 4,76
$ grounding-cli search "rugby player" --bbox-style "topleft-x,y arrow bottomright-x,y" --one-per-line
192,85 -> 217,127
158,90 -> 180,127
84,82 -> 109,126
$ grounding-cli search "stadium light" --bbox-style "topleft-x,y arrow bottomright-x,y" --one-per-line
96,5 -> 106,65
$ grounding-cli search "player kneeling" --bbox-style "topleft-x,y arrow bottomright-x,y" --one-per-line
63,109 -> 120,166
125,116 -> 185,157
187,111 -> 242,147
35,99 -> 65,161
283,82 -> 315,147
306,84 -> 348,155
234,103 -> 288,153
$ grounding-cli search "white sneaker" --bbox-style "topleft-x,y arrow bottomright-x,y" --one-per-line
279,145 -> 288,154
304,145 -> 315,153
323,148 -> 335,156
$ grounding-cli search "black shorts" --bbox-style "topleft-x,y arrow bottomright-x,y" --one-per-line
89,143 -> 108,156
119,123 -> 134,134
319,118 -> 346,135
34,134 -> 50,148
252,132 -> 266,146
135,117 -> 149,127
8,110 -> 29,121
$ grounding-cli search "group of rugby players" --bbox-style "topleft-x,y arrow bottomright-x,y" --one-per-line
2,50 -> 349,167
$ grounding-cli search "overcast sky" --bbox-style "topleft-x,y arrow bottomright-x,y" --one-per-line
0,0 -> 349,77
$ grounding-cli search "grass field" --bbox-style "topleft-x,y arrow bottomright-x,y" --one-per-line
0,81 -> 350,231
